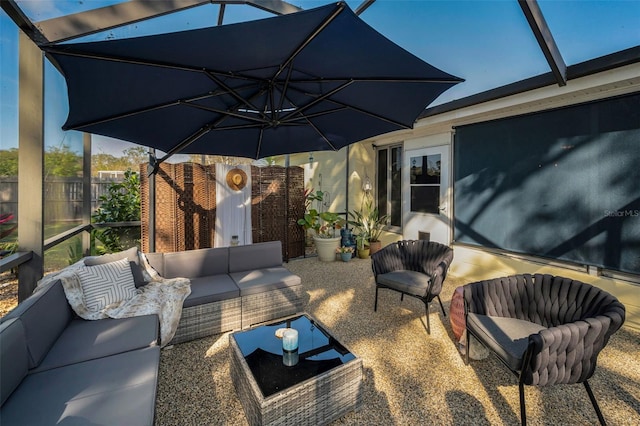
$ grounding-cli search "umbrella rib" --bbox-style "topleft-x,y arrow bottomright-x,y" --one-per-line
327,99 -> 413,129
280,80 -> 354,123
184,103 -> 270,125
303,116 -> 337,150
272,2 -> 346,82
256,127 -> 265,159
153,126 -> 211,172
62,90 -> 224,131
204,71 -> 270,122
276,63 -> 295,120
284,76 -> 464,84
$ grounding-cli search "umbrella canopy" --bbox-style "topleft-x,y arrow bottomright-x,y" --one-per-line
45,1 -> 462,167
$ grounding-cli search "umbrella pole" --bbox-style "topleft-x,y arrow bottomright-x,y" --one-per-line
148,149 -> 156,253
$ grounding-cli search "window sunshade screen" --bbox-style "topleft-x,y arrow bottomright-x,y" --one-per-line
454,92 -> 640,274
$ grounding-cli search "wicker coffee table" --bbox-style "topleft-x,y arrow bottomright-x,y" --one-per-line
229,313 -> 363,425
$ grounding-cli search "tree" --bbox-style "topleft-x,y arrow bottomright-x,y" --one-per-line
0,149 -> 19,177
45,144 -> 82,177
91,170 -> 141,253
123,146 -> 148,167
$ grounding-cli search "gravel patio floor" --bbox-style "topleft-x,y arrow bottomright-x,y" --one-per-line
156,256 -> 640,425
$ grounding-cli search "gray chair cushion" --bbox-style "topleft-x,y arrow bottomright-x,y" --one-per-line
228,241 -> 282,273
1,279 -> 72,369
467,313 -> 546,371
376,270 -> 431,297
0,318 -> 28,406
0,346 -> 160,426
84,246 -> 147,288
163,247 -> 229,278
31,315 -> 159,373
230,267 -> 301,296
183,275 -> 240,308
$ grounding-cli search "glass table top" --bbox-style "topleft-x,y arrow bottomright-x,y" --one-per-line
232,314 -> 356,397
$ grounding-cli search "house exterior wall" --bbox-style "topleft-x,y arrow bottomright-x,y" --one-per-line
289,63 -> 640,330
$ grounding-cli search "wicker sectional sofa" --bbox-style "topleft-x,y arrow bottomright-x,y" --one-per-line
146,240 -> 305,344
0,240 -> 304,425
0,277 -> 161,425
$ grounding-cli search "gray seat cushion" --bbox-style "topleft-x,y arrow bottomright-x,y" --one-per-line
230,266 -> 302,296
0,318 -> 29,406
1,346 -> 160,426
31,315 -> 159,373
467,313 -> 546,371
377,270 -> 431,297
1,279 -> 72,369
183,275 -> 240,308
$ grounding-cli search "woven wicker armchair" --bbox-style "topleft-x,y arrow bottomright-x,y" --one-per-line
371,240 -> 454,334
464,274 -> 626,425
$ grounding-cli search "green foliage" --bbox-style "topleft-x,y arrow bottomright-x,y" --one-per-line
91,170 -> 141,253
0,149 -> 19,176
303,189 -> 324,211
1,144 -> 84,178
91,147 -> 148,176
45,144 -> 82,177
122,146 -> 148,166
66,238 -> 85,265
348,200 -> 389,242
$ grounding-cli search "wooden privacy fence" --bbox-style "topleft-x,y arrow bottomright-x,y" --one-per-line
140,163 -> 305,260
0,176 -> 127,223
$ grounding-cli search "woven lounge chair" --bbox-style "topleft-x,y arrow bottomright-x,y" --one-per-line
371,240 -> 454,334
464,274 -> 626,425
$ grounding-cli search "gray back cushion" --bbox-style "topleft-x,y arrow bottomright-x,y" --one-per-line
229,241 -> 282,273
2,279 -> 73,369
84,246 -> 147,288
144,252 -> 165,276
0,318 -> 28,406
163,247 -> 229,278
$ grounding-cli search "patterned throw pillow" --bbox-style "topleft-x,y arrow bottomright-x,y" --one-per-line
75,258 -> 137,311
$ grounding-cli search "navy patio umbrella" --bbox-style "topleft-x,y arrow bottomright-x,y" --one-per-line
45,2 -> 462,170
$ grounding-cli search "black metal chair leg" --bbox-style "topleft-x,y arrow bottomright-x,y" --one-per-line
374,286 -> 379,312
436,295 -> 446,317
424,302 -> 431,334
584,381 -> 606,426
519,382 -> 527,426
465,329 -> 470,365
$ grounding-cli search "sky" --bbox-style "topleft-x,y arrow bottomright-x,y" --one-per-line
1,0 -> 639,158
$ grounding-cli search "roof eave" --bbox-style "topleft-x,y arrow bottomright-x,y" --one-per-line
420,46 -> 640,120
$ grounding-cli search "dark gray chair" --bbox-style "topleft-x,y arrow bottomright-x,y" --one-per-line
371,240 -> 454,334
464,274 -> 626,426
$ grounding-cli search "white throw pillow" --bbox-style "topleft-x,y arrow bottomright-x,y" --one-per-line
75,258 -> 137,311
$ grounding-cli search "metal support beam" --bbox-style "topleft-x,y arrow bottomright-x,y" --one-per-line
244,0 -> 302,15
0,0 -> 49,45
518,0 -> 567,86
355,0 -> 376,16
36,0 -> 211,44
35,0 -> 302,44
17,32 -> 44,301
82,133 -> 92,256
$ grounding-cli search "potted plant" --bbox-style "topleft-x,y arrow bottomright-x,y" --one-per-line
298,207 -> 345,262
355,233 -> 370,259
336,246 -> 354,262
348,200 -> 389,255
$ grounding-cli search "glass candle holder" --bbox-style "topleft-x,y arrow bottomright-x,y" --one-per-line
283,349 -> 299,367
282,328 -> 298,352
